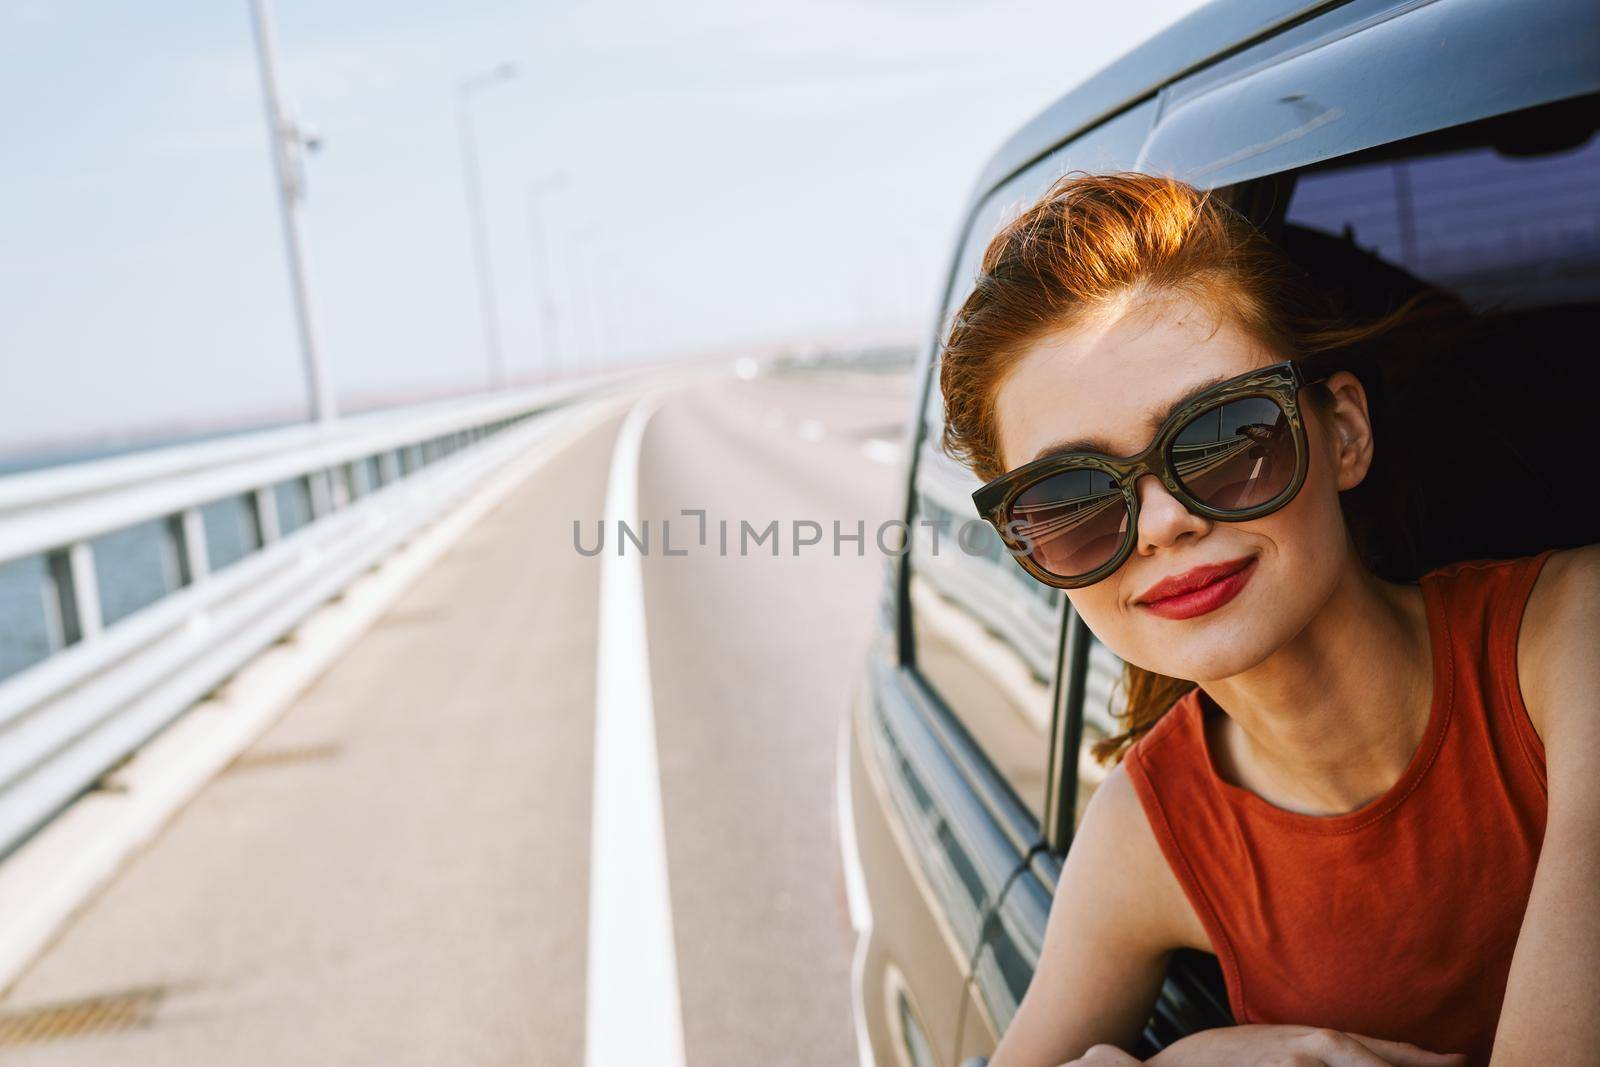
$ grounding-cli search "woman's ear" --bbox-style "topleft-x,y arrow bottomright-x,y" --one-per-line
1320,370 -> 1375,491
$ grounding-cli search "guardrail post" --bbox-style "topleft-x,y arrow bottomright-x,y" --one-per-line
378,451 -> 401,487
42,551 -> 75,649
330,466 -> 352,509
65,541 -> 103,642
178,507 -> 210,585
308,469 -> 334,518
254,486 -> 282,545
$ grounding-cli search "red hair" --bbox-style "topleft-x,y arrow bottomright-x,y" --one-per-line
937,171 -> 1446,763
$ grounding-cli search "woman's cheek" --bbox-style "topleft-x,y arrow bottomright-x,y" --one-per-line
1066,592 -> 1146,669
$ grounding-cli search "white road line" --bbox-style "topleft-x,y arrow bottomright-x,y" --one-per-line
859,438 -> 901,466
586,391 -> 687,1067
835,709 -> 872,936
836,709 -> 877,1067
0,398 -> 631,998
797,418 -> 826,441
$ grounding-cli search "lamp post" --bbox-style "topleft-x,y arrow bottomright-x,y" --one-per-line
456,62 -> 518,391
247,0 -> 335,422
526,171 -> 567,380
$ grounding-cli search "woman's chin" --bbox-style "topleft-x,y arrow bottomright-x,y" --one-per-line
1132,625 -> 1276,682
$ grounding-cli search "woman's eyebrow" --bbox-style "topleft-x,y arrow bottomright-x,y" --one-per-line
1027,370 -> 1237,463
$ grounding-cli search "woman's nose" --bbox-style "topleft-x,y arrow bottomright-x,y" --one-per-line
1133,473 -> 1209,553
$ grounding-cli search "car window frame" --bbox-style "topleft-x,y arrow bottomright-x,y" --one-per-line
897,100 -> 1163,861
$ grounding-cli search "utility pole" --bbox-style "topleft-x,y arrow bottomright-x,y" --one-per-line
456,62 -> 518,391
247,0 -> 335,422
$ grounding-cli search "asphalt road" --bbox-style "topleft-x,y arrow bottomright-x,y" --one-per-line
0,368 -> 913,1066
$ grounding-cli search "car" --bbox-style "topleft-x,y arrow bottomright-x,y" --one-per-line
837,2 -> 1600,1065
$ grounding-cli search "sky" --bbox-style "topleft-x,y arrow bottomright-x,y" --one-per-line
0,0 -> 1208,454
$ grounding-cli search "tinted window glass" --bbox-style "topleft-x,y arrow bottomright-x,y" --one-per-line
1286,128 -> 1600,310
910,444 -> 1062,825
1282,97 -> 1600,569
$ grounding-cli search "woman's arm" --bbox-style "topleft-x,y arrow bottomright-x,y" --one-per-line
1489,544 -> 1600,1065
1005,764 -> 1469,1067
989,761 -> 1190,1067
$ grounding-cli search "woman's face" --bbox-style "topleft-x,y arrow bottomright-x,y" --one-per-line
992,292 -> 1373,682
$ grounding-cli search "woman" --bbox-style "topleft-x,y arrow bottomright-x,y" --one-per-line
937,173 -> 1598,1066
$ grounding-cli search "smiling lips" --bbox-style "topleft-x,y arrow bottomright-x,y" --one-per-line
1136,555 -> 1259,620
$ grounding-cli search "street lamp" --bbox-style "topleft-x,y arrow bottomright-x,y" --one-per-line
526,170 -> 568,380
456,62 -> 518,391
247,0 -> 335,422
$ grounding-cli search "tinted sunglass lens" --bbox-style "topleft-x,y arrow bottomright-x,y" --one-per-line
1169,396 -> 1296,511
1009,468 -> 1129,580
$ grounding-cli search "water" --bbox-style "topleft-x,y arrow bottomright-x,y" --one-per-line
0,404 -> 505,686
0,488 -> 278,685
0,417 -> 303,479
0,555 -> 58,680
0,403 -> 317,685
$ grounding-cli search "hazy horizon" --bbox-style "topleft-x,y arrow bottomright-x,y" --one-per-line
2,0 -> 1207,455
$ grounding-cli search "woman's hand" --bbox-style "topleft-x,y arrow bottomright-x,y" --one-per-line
1142,1025 -> 1467,1066
1057,1045 -> 1143,1066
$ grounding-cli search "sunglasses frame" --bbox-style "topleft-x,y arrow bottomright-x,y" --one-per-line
972,359 -> 1329,589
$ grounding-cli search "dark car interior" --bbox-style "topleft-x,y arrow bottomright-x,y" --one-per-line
1236,94 -> 1600,584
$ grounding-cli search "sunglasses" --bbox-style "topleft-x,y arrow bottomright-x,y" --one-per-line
972,359 -> 1329,589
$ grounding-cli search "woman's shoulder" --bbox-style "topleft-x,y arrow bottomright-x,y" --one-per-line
1073,757 -> 1214,954
1520,545 -> 1600,647
1519,544 -> 1599,635
1515,543 -> 1600,749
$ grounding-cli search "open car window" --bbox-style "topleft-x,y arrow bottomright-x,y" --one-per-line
1072,92 -> 1600,818
907,102 -> 1159,831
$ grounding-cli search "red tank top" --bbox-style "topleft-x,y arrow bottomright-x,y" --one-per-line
1124,549 -> 1558,1066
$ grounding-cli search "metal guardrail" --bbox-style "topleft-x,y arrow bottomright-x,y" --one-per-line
767,341 -> 918,377
0,378 -> 611,859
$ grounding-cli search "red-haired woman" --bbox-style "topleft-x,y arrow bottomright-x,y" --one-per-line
940,173 -> 1598,1067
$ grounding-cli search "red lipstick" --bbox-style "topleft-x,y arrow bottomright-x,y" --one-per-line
1136,556 -> 1258,620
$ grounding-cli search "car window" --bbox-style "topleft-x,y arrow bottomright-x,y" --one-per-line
908,104 -> 1157,828
1284,124 -> 1600,311
1066,97 -> 1600,823
1279,95 -> 1600,566
909,393 -> 1063,828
